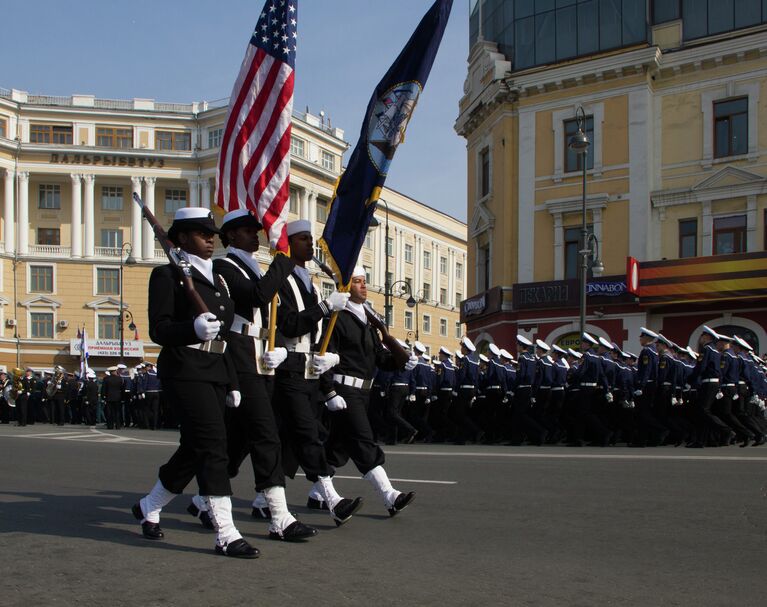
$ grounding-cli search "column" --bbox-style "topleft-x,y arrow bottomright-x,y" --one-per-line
414,236 -> 422,292
70,174 -> 82,258
130,177 -> 143,258
431,242 -> 439,300
83,174 -> 95,257
592,208 -> 603,259
553,213 -> 564,280
143,177 -> 157,261
448,249 -> 455,305
200,177 -> 211,210
701,200 -> 713,256
300,188 -> 310,219
3,169 -> 14,253
188,178 -> 200,207
17,172 -> 29,255
746,195 -> 757,252
395,228 -> 403,282
375,221 -> 384,287
307,190 -> 317,238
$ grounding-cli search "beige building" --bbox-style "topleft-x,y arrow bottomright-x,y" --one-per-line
455,1 -> 767,353
0,88 -> 466,371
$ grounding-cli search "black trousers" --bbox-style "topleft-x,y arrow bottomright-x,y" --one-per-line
227,373 -> 284,491
428,389 -> 453,440
386,385 -> 416,443
145,393 -> 160,430
692,383 -> 730,444
158,380 -> 231,496
52,394 -> 66,425
715,385 -> 754,440
633,383 -> 667,445
325,385 -> 385,476
16,395 -> 29,426
452,387 -> 481,443
274,372 -> 332,482
510,387 -> 547,444
106,400 -> 122,429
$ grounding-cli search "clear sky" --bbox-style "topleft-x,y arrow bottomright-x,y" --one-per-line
1,0 -> 470,222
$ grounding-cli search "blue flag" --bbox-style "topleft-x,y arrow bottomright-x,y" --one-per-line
319,0 -> 453,288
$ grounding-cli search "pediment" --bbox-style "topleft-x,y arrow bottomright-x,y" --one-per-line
19,295 -> 62,309
85,297 -> 126,310
469,203 -> 495,238
692,166 -> 764,191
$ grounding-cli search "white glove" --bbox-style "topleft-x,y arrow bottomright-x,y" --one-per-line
470,397 -> 476,405
380,391 -> 386,397
732,393 -> 739,401
325,395 -> 347,411
194,312 -> 221,341
605,392 -> 614,403
323,291 -> 350,312
408,394 -> 416,402
715,390 -> 724,400
312,352 -> 340,375
263,347 -> 288,369
226,390 -> 241,408
425,397 -> 431,404
451,391 -> 457,397
141,393 -> 146,400
404,354 -> 418,371
502,397 -> 508,404
684,383 -> 691,390
633,389 -> 642,397
530,397 -> 536,404
670,397 -> 678,406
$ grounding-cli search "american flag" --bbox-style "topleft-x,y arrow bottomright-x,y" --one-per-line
215,0 -> 297,252
79,325 -> 90,378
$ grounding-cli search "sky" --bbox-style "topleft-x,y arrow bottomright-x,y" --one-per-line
1,0 -> 470,222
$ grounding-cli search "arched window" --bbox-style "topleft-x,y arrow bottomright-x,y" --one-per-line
714,325 -> 760,354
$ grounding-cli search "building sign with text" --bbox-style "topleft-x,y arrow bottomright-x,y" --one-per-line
460,286 -> 503,323
70,339 -> 144,358
51,153 -> 166,168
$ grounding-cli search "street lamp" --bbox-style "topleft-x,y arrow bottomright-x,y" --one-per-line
119,242 -> 137,361
371,199 -> 393,328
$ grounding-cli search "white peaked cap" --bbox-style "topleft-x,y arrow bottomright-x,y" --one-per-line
174,207 -> 212,221
460,336 -> 476,352
639,327 -> 659,339
479,354 -> 489,363
488,343 -> 501,356
421,352 -> 430,360
439,346 -> 452,356
499,348 -> 513,360
702,325 -> 720,340
516,334 -> 533,347
413,341 -> 427,354
396,339 -> 408,348
581,332 -> 598,345
287,219 -> 312,236
455,350 -> 464,359
567,348 -> 582,359
598,337 -> 614,350
117,363 -> 127,369
535,339 -> 551,351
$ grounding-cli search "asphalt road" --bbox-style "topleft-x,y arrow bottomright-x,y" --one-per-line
1,424 -> 766,607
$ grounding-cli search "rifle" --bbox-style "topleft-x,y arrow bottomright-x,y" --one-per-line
132,193 -> 223,350
312,257 -> 409,369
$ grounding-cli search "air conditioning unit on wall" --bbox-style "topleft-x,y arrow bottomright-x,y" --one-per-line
57,320 -> 69,329
5,319 -> 16,327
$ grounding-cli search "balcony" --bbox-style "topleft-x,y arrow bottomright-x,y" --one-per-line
27,244 -> 71,258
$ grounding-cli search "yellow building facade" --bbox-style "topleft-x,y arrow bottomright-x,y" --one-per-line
0,89 -> 466,372
456,3 -> 767,353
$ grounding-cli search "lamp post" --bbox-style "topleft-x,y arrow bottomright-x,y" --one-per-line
370,199 -> 393,328
568,107 -> 603,337
390,279 -> 419,339
119,242 -> 137,361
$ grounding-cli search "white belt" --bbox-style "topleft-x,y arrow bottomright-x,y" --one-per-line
415,386 -> 428,390
440,388 -> 453,391
517,384 -> 531,388
459,385 -> 474,389
287,344 -> 311,354
538,386 -> 551,390
552,387 -> 565,391
580,382 -> 597,387
486,385 -> 501,390
231,314 -> 268,339
392,383 -> 409,387
738,381 -> 746,385
333,374 -> 373,390
187,340 -> 227,354
662,382 -> 672,386
701,378 -> 719,384
723,383 -> 735,387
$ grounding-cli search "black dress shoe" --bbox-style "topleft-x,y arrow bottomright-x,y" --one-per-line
306,497 -> 329,511
132,503 -> 164,540
331,497 -> 364,526
187,502 -> 215,530
269,520 -> 318,542
388,491 -> 416,517
251,506 -> 272,519
215,538 -> 259,559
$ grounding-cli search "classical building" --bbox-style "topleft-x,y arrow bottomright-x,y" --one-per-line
456,1 -> 767,354
0,88 -> 466,371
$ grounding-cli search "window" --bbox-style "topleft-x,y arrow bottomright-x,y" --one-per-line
714,97 -> 748,159
289,189 -> 299,214
440,256 -> 447,274
653,0 -> 681,24
440,318 -> 448,337
314,244 -> 325,264
101,229 -> 123,248
30,124 -> 72,144
101,186 -> 123,211
290,136 -> 306,157
422,314 -> 431,334
422,283 -> 431,301
423,251 -> 432,270
30,265 -> 54,293
440,288 -> 447,305
456,262 -> 463,280
479,147 -> 490,198
404,276 -> 413,292
316,199 -> 328,223
98,314 -> 120,340
679,219 -> 698,258
404,243 -> 413,264
386,237 -> 393,257
364,232 -> 372,249
321,150 -> 335,171
455,321 -> 462,339
155,130 -> 191,151
96,126 -> 132,149
38,184 -> 61,209
478,244 -> 490,291
30,312 -> 54,339
565,225 -> 593,280
682,0 -> 766,40
455,292 -> 462,308
404,311 -> 413,330
164,189 -> 188,214
96,268 -> 120,295
37,228 -> 60,246
363,266 -> 372,284
208,127 -> 223,149
713,215 -> 747,255
564,116 -> 595,172
321,282 -> 334,299
0,117 -> 6,138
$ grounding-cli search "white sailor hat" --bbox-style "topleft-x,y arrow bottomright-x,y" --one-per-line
552,344 -> 567,356
499,348 -> 513,360
656,334 -> 672,348
567,348 -> 583,359
716,333 -> 732,342
686,346 -> 698,359
516,334 -> 533,347
117,363 -> 127,370
460,336 -> 476,352
432,357 -> 441,365
702,325 -> 719,340
396,339 -> 409,349
479,354 -> 489,363
535,339 -> 551,352
286,219 -> 312,237
488,343 -> 501,356
581,332 -> 598,345
421,352 -> 430,361
413,341 -> 427,354
626,351 -> 639,360
107,366 -> 118,372
136,363 -> 145,369
734,335 -> 753,351
455,350 -> 464,360
439,346 -> 452,357
597,336 -> 614,350
168,207 -> 220,243
221,208 -> 262,233
639,327 -> 658,340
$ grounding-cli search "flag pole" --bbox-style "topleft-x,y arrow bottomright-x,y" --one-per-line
267,294 -> 278,350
